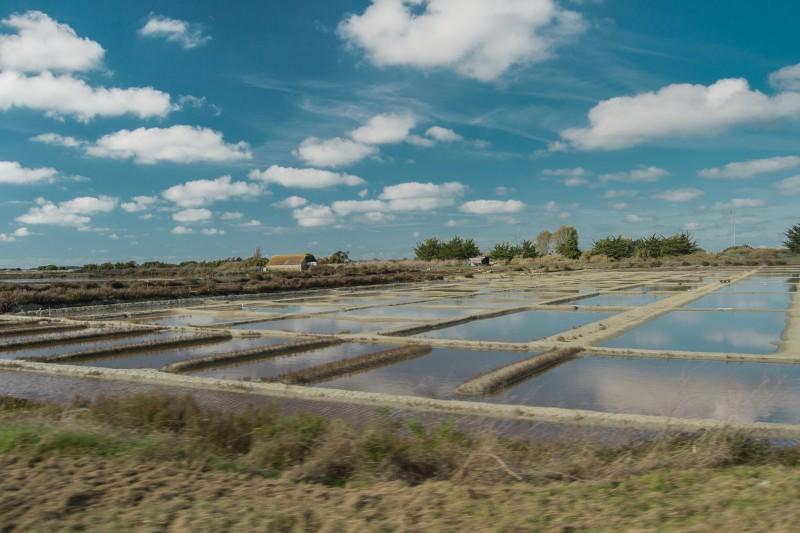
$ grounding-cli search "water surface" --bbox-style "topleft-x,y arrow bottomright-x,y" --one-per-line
686,292 -> 793,310
574,293 -> 664,307
415,310 -> 613,342
232,318 -> 403,334
601,311 -> 787,354
0,330 -> 184,360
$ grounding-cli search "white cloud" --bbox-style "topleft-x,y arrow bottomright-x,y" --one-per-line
699,155 -> 800,179
172,208 -> 212,223
406,134 -> 434,147
543,167 -> 590,186
86,126 -> 251,164
295,136 -> 377,167
769,63 -> 800,91
459,199 -> 525,214
0,226 -> 31,243
561,78 -> 800,150
611,202 -> 627,210
712,198 -> 766,210
653,188 -> 704,203
339,0 -> 584,81
545,200 -> 559,213
355,211 -> 395,223
221,211 -> 244,220
776,175 -> 800,195
0,161 -> 57,184
351,113 -> 415,144
331,200 -> 386,216
273,196 -> 308,208
495,186 -> 514,196
121,195 -> 157,213
625,214 -> 653,223
200,228 -> 225,235
0,71 -> 172,121
378,181 -> 464,211
425,126 -> 462,142
0,11 -> 104,73
139,14 -> 210,49
239,219 -> 262,228
31,132 -> 84,148
162,175 -> 262,208
171,225 -> 193,235
250,165 -> 365,189
16,195 -> 117,228
599,166 -> 667,183
604,189 -> 637,199
684,222 -> 701,231
292,204 -> 336,227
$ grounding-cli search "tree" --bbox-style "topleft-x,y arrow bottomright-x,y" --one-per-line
414,238 -> 442,261
661,232 -> 700,256
489,241 -> 518,261
634,234 -> 663,258
555,227 -> 580,259
786,224 -> 800,254
519,240 -> 538,258
536,230 -> 553,255
328,251 -> 350,264
591,236 -> 635,260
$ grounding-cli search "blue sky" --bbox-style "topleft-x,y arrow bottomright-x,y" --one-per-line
2,0 -> 800,267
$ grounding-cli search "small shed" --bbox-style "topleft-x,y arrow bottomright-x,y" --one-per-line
468,256 -> 491,267
264,254 -> 316,272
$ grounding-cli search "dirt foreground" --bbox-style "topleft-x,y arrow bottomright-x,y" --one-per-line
3,454 -> 800,532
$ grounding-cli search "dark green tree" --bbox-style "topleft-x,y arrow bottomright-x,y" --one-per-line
555,227 -> 580,259
328,251 -> 350,264
519,240 -> 538,258
786,224 -> 800,254
414,238 -> 443,261
591,236 -> 636,260
489,241 -> 519,261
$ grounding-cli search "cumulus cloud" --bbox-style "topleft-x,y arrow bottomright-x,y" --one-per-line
653,188 -> 704,203
604,189 -> 637,199
543,167 -> 590,186
339,0 -> 584,81
0,161 -> 57,184
378,181 -> 465,211
162,175 -> 262,208
295,136 -> 377,167
85,126 -> 251,164
599,166 -> 668,183
330,200 -> 386,216
171,225 -> 192,235
625,214 -> 653,223
273,196 -> 308,208
459,199 -> 525,214
292,204 -> 336,227
121,195 -> 157,213
561,78 -> 800,150
699,155 -> 800,179
249,165 -> 365,189
776,175 -> 800,195
221,211 -> 244,220
425,126 -> 462,142
351,113 -> 415,144
769,63 -> 800,91
200,228 -> 224,235
0,11 -> 104,73
31,132 -> 85,148
138,14 -> 210,49
712,198 -> 767,210
0,227 -> 31,243
172,208 -> 212,223
16,195 -> 117,228
0,71 -> 172,121
611,202 -> 627,210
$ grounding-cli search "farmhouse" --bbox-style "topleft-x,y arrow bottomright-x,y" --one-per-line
264,254 -> 316,272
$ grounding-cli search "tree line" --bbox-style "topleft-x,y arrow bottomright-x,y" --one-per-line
414,227 -> 706,261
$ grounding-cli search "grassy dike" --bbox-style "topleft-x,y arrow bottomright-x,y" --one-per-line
3,393 -> 800,531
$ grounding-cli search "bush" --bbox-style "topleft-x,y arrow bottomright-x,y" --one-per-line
591,236 -> 635,260
414,236 -> 480,260
786,224 -> 800,254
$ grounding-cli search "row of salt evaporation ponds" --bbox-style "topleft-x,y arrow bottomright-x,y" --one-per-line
3,273 -> 799,426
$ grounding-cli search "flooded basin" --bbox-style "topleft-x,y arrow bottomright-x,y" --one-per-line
140,313 -> 252,327
718,277 -> 798,293
573,293 -> 665,307
601,311 -> 788,354
187,342 -> 392,380
232,318 -> 404,334
319,348 -> 533,399
686,292 -> 793,310
75,336 -> 293,369
482,355 -> 800,424
335,305 -> 470,320
0,330 -> 184,360
243,305 -> 335,315
414,310 -> 613,342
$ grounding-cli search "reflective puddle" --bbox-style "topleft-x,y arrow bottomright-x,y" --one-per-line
574,293 -> 664,307
686,292 -> 793,309
76,336 -> 292,369
232,318 -> 403,334
414,311 -> 613,342
335,306 -> 470,320
319,348 -> 533,399
0,331 -> 185,360
187,343 -> 392,380
483,355 -> 800,424
601,311 -> 788,353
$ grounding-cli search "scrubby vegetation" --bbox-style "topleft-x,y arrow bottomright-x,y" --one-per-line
590,232 -> 700,260
3,393 -> 800,529
414,236 -> 481,261
488,240 -> 538,261
786,223 -> 800,254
